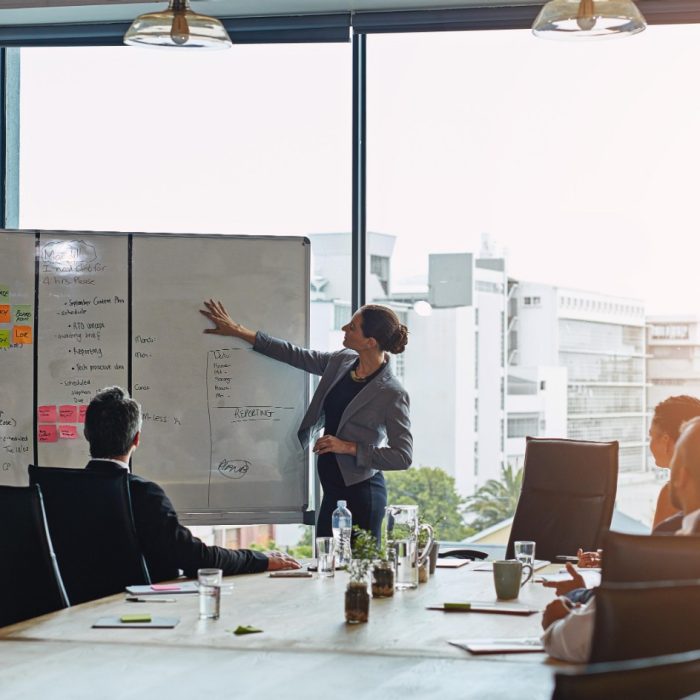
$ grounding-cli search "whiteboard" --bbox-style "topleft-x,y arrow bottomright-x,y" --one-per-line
0,232 -> 35,485
131,235 -> 310,523
0,229 -> 311,525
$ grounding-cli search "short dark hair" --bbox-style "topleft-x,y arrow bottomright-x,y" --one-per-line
360,304 -> 408,354
652,395 -> 700,442
84,386 -> 142,458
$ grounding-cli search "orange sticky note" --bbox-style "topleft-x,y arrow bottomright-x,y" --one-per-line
12,325 -> 32,344
38,425 -> 58,443
59,425 -> 78,439
0,305 -> 9,323
78,405 -> 88,423
38,405 -> 57,422
59,405 -> 78,422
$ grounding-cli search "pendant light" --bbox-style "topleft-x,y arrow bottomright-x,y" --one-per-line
124,0 -> 232,49
532,0 -> 646,39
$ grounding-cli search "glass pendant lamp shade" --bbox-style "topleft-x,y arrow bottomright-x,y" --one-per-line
124,0 -> 232,49
532,0 -> 646,39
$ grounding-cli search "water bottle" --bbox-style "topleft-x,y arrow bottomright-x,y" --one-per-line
331,500 -> 352,567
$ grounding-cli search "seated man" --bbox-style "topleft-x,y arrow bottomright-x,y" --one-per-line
541,415 -> 700,663
84,386 -> 300,580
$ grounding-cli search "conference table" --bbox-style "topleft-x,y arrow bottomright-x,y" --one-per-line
0,561 -> 583,699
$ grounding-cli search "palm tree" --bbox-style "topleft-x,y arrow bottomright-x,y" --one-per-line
466,463 -> 523,532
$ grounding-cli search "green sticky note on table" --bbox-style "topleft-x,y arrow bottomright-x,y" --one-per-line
0,329 -> 9,348
0,285 -> 8,300
120,613 -> 152,623
444,603 -> 472,611
233,625 -> 263,635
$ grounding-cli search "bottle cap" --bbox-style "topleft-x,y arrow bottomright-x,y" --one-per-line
337,500 -> 346,507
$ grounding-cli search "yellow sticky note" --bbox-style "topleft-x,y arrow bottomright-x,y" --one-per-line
120,613 -> 152,623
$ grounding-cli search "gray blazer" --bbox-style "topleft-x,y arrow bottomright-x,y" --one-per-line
254,332 -> 412,487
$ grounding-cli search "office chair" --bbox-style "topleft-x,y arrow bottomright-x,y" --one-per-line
601,530 -> 700,584
553,649 -> 700,700
590,580 -> 700,663
29,465 -> 150,605
0,484 -> 69,627
506,437 -> 618,561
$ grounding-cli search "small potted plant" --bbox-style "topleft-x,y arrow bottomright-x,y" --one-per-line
345,527 -> 377,623
371,540 -> 395,598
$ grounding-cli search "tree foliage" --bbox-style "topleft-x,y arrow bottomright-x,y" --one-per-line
465,463 -> 523,532
385,466 -> 472,541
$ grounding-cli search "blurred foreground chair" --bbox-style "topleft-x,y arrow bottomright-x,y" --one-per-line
552,649 -> 700,700
601,531 -> 700,584
0,484 -> 69,627
29,465 -> 150,605
590,580 -> 700,663
506,437 -> 618,561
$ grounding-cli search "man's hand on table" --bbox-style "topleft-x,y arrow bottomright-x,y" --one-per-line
542,562 -> 586,596
265,551 -> 302,571
541,597 -> 579,630
577,548 -> 602,568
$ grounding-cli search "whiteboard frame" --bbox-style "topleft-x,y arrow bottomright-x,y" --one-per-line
0,227 -> 314,526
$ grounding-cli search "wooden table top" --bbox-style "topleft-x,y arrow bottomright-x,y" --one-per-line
0,562 -> 575,699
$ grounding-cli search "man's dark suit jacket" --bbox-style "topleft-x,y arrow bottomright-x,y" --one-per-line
86,460 -> 268,581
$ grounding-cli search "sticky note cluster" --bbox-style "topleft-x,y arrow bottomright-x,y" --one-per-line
0,287 -> 33,348
38,404 -> 86,442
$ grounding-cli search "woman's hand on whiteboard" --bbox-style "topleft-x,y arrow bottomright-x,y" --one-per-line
265,551 -> 302,571
200,299 -> 257,345
313,435 -> 357,457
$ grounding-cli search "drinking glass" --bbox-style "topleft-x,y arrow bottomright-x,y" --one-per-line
198,568 -> 222,620
316,536 -> 335,578
514,541 -> 536,569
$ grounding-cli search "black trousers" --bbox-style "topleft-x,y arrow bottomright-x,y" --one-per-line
316,470 -> 387,543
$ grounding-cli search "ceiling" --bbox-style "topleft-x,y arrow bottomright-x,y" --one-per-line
0,0 -> 537,26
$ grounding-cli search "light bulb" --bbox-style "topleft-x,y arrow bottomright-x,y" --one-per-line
170,11 -> 189,45
576,0 -> 597,31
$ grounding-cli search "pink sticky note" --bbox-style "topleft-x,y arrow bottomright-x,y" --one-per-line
59,405 -> 78,422
150,584 -> 180,591
59,425 -> 78,439
78,405 -> 88,423
38,405 -> 57,422
38,424 -> 58,443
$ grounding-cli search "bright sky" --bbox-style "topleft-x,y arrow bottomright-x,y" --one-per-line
18,23 -> 700,315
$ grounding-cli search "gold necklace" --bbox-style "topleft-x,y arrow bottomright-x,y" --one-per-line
350,359 -> 386,383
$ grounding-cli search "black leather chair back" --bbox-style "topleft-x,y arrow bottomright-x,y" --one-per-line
506,437 -> 618,560
0,484 -> 69,627
553,650 -> 700,700
590,580 -> 700,663
29,465 -> 150,605
602,531 -> 700,584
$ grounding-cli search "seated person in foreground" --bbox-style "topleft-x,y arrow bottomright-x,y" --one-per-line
84,386 -> 300,581
567,395 -> 700,573
541,415 -> 700,663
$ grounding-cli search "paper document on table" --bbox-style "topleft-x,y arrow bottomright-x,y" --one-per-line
474,560 -> 550,572
449,638 -> 545,655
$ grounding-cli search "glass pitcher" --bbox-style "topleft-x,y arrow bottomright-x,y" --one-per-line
385,504 -> 434,590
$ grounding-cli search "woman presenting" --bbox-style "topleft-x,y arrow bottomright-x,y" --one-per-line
200,299 -> 412,541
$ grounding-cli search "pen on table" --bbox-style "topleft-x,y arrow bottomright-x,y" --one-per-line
126,597 -> 177,603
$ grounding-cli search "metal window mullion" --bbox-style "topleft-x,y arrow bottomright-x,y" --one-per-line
351,31 -> 366,312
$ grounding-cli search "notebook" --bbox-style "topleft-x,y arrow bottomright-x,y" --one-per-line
125,582 -> 198,595
449,638 -> 545,655
428,602 -> 539,615
93,616 -> 180,629
435,559 -> 470,568
473,560 -> 550,572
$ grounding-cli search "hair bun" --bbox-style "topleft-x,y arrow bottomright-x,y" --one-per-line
388,324 -> 408,354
